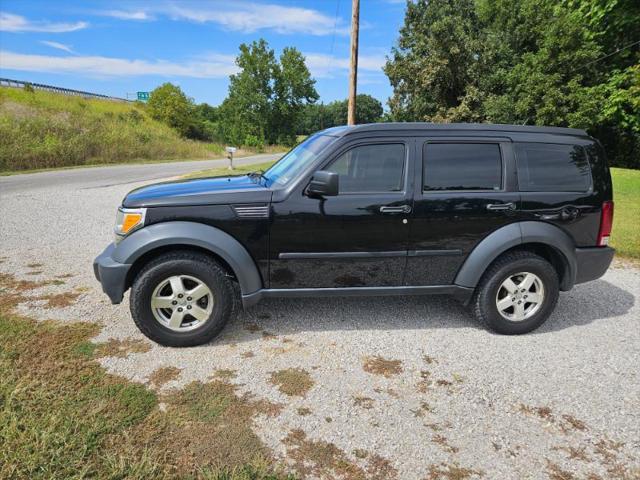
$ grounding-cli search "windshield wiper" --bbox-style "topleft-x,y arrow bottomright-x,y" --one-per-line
247,170 -> 269,182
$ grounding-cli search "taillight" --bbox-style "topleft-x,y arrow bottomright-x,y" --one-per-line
597,201 -> 614,246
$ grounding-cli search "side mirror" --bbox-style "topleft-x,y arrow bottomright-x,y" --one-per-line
307,170 -> 339,197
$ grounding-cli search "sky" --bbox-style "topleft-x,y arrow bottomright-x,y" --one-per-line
0,0 -> 408,107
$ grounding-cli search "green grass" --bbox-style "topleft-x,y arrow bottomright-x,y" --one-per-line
610,168 -> 640,260
0,87 -> 224,172
0,273 -> 294,479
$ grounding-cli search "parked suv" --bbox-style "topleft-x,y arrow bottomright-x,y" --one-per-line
94,123 -> 614,347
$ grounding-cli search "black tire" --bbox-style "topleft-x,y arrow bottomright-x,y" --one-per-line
130,251 -> 234,347
471,250 -> 559,335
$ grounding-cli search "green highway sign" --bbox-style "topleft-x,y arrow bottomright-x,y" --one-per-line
137,91 -> 150,101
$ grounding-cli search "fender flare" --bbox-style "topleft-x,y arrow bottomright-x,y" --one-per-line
112,221 -> 263,295
454,221 -> 577,291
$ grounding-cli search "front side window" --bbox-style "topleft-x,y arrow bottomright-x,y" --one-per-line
423,143 -> 502,191
265,134 -> 337,187
328,143 -> 406,193
515,143 -> 591,192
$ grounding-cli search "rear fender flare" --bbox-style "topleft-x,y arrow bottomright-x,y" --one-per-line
454,221 -> 576,290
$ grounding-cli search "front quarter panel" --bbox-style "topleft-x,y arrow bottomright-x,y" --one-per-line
113,221 -> 264,295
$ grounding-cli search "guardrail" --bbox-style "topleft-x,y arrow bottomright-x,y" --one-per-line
0,77 -> 130,102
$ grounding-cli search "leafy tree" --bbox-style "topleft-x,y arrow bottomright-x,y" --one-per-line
385,0 -> 639,167
146,83 -> 194,137
299,94 -> 384,134
384,0 -> 483,122
219,39 -> 318,146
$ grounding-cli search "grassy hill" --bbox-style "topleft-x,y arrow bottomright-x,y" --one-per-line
0,87 -> 224,172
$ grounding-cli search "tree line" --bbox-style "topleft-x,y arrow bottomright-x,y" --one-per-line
385,0 -> 639,168
145,0 -> 638,168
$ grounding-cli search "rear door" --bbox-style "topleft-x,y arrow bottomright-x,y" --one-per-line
514,141 -> 600,246
405,137 -> 519,286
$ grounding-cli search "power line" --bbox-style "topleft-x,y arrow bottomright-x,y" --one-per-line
581,39 -> 640,70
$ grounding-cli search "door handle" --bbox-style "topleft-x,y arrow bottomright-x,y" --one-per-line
486,202 -> 516,211
380,205 -> 412,214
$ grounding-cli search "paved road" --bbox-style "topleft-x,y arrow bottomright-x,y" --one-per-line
0,153 -> 282,194
1,159 -> 638,479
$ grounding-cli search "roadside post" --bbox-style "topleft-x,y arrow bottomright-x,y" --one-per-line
225,146 -> 237,170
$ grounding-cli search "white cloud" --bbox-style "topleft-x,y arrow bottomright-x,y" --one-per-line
0,50 -> 238,78
98,10 -> 153,21
304,53 -> 386,78
0,13 -> 88,33
40,41 -> 75,54
0,48 -> 386,81
95,2 -> 347,36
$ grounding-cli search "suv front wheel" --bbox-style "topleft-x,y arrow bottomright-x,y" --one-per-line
130,251 -> 234,347
472,251 -> 559,334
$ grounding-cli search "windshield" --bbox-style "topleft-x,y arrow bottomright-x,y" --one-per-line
264,134 -> 336,187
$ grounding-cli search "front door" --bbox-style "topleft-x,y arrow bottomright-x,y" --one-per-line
269,139 -> 414,289
405,138 -> 520,286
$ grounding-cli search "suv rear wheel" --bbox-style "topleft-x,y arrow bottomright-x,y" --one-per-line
130,251 -> 234,347
472,251 -> 559,334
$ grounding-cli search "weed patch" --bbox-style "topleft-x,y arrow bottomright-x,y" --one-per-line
363,356 -> 403,377
95,337 -> 152,358
149,366 -> 182,388
269,368 -> 314,397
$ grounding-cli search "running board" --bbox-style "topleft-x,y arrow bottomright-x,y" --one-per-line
241,285 -> 473,309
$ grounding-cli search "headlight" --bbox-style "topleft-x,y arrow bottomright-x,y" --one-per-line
114,207 -> 146,243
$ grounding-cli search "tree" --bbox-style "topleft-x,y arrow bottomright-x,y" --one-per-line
219,39 -> 318,146
384,0 -> 639,167
146,83 -> 194,137
384,0 -> 483,122
299,94 -> 384,134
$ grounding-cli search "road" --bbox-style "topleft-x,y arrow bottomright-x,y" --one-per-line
0,153 -> 282,194
0,160 -> 638,479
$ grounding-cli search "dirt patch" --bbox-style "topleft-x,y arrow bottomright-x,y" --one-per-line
432,434 -> 459,454
424,463 -> 483,479
353,396 -> 375,409
213,369 -> 237,380
244,322 -> 261,333
39,291 -> 80,308
284,429 -> 397,480
363,356 -> 403,377
546,460 -> 576,480
148,366 -> 181,388
94,338 -> 152,358
269,368 -> 314,397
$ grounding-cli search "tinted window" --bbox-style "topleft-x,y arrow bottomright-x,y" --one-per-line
328,144 -> 405,193
423,143 -> 502,191
516,143 -> 591,192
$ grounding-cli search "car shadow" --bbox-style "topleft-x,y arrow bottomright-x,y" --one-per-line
214,279 -> 635,345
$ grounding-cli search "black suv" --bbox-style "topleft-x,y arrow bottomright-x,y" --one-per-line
94,123 -> 614,347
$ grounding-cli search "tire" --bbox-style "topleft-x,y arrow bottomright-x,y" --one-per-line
130,251 -> 235,347
471,250 -> 559,335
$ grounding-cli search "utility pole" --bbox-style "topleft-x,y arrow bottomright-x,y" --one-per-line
347,0 -> 360,126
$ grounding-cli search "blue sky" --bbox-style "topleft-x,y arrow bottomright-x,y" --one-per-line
0,0 -> 407,107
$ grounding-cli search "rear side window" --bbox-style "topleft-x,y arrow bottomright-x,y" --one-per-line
516,143 -> 591,192
423,143 -> 502,191
328,143 -> 405,193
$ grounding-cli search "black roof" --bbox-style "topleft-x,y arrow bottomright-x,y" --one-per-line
323,122 -> 588,137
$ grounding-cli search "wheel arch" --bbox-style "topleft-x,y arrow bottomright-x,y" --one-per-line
113,221 -> 263,295
454,221 -> 577,291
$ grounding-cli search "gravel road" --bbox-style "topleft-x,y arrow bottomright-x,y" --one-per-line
1,161 -> 638,479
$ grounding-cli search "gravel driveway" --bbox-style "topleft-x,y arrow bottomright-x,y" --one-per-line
1,161 -> 638,479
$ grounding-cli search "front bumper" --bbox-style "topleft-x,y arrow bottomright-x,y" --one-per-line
574,246 -> 615,285
93,243 -> 131,304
